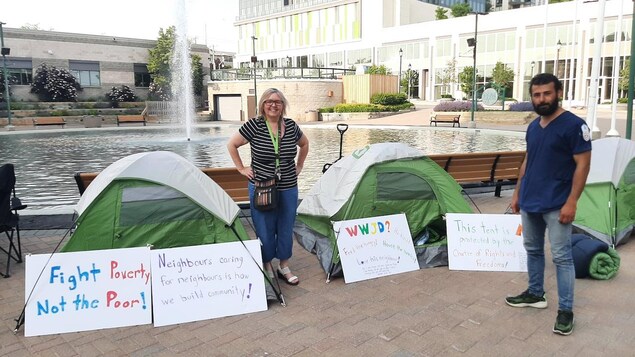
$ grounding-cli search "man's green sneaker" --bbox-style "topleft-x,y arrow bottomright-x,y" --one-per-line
553,310 -> 574,335
505,290 -> 548,308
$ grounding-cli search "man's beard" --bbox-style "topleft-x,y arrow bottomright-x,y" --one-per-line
533,98 -> 559,116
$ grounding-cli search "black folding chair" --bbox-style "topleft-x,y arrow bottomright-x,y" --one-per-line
0,164 -> 27,278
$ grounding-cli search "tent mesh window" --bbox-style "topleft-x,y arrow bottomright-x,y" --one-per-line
623,160 -> 635,184
119,186 -> 206,226
376,172 -> 435,200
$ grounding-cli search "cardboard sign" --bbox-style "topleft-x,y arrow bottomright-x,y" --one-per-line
24,247 -> 152,337
150,240 -> 267,327
446,213 -> 527,272
335,213 -> 419,283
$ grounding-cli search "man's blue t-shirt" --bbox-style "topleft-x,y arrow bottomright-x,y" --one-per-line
519,111 -> 592,213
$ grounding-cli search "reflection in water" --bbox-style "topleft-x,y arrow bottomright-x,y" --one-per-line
0,125 -> 525,210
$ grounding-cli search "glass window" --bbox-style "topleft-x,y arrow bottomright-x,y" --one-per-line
5,58 -> 33,85
69,60 -> 101,86
134,63 -> 151,87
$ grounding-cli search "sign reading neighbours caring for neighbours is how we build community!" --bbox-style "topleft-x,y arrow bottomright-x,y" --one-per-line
446,213 -> 527,272
150,240 -> 267,327
23,241 -> 267,336
335,213 -> 420,283
24,247 -> 153,337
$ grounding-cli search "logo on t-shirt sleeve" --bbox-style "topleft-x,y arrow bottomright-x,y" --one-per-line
581,124 -> 591,141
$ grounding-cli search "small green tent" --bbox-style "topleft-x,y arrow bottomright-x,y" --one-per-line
294,143 -> 473,279
574,137 -> 635,246
62,151 -> 250,252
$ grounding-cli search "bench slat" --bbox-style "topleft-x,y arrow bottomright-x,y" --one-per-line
116,115 -> 147,126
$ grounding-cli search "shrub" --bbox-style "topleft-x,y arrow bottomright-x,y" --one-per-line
433,100 -> 484,112
370,93 -> 407,105
440,94 -> 453,99
508,101 -> 534,112
334,103 -> 384,113
107,85 -> 137,107
319,107 -> 335,113
30,64 -> 82,102
618,97 -> 628,104
50,109 -> 70,116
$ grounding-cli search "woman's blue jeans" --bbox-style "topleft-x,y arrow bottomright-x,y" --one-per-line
249,183 -> 298,264
521,210 -> 575,311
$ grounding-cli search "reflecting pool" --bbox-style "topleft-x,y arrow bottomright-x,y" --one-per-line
0,124 -> 525,210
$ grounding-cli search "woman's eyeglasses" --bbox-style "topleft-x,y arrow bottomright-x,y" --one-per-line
264,100 -> 283,106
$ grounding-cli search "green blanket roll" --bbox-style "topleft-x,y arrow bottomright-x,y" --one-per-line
589,248 -> 621,280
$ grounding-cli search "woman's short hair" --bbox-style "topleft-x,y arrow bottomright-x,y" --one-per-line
258,88 -> 289,118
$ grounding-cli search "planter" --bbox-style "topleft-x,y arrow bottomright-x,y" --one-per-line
319,111 -> 405,122
82,115 -> 103,128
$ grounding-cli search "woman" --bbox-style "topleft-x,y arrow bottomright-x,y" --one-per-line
227,88 -> 309,285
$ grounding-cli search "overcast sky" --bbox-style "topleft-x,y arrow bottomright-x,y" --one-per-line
2,0 -> 239,51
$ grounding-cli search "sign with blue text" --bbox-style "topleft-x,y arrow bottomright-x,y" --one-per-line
446,213 -> 527,272
150,240 -> 267,327
335,213 -> 419,283
24,247 -> 152,337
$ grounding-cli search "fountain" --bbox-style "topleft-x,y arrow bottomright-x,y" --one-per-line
171,0 -> 195,141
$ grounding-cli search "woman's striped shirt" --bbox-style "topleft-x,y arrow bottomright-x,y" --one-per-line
238,116 -> 304,189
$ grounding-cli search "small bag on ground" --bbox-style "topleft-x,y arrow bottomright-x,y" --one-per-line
253,177 -> 278,211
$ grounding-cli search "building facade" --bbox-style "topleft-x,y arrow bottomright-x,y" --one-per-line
232,0 -> 632,104
2,28 -> 211,103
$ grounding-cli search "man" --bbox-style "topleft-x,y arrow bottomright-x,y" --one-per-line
506,73 -> 591,336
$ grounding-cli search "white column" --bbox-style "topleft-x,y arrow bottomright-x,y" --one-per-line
606,0 -> 625,137
586,0 -> 606,139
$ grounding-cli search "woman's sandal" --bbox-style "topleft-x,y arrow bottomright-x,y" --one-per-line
277,266 -> 299,285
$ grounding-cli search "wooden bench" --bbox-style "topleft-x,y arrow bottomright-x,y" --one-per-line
116,115 -> 146,126
74,167 -> 250,207
33,117 -> 66,128
430,114 -> 461,127
428,151 -> 526,197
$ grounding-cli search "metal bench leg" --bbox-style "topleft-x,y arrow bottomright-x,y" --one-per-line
494,183 -> 502,197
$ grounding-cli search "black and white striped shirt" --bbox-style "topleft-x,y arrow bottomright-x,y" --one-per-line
239,117 -> 304,189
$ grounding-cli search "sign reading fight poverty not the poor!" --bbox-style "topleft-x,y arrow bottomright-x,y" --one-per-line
150,240 -> 267,327
446,213 -> 527,272
24,247 -> 152,337
335,213 -> 419,283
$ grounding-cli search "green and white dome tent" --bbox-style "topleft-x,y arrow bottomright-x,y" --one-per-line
62,151 -> 250,252
294,143 -> 473,280
574,137 -> 635,247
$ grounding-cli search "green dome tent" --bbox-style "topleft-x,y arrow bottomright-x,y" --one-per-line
62,151 -> 250,252
574,137 -> 635,246
294,143 -> 473,280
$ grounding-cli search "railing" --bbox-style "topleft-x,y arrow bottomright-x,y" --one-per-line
210,66 -> 355,81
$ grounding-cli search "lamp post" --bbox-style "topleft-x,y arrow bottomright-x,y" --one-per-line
0,22 -> 13,131
250,35 -> 258,117
467,12 -> 487,128
555,40 -> 562,77
398,48 -> 403,93
531,61 -> 535,78
407,63 -> 412,100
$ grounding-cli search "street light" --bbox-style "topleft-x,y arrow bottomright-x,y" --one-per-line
555,40 -> 563,77
398,48 -> 403,93
250,35 -> 258,117
407,63 -> 412,100
0,22 -> 13,131
467,12 -> 488,128
531,61 -> 535,78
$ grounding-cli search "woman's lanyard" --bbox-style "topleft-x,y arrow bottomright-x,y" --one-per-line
265,118 -> 282,180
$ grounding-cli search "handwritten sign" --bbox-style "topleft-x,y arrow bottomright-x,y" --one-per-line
446,213 -> 527,272
335,213 -> 419,283
24,247 -> 152,337
150,240 -> 267,327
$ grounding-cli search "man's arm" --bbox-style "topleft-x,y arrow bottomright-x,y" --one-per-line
559,150 -> 591,224
510,157 -> 527,214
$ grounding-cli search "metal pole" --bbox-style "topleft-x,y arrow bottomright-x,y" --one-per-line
0,22 -> 13,131
626,0 -> 635,140
470,13 -> 478,128
398,49 -> 403,93
251,35 -> 258,117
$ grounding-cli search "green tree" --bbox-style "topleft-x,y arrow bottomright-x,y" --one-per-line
485,0 -> 492,12
618,59 -> 630,94
491,62 -> 514,90
147,26 -> 204,100
440,58 -> 457,96
30,63 -> 82,101
459,66 -> 476,98
0,71 -> 13,102
435,7 -> 448,20
451,3 -> 472,17
367,64 -> 391,75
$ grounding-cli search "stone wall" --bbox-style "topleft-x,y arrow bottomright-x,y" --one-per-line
431,111 -> 535,125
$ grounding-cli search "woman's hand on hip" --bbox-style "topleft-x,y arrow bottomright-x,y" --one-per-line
238,167 -> 254,180
296,163 -> 303,176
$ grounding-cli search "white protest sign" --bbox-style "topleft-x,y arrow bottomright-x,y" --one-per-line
335,213 -> 419,283
150,240 -> 267,327
24,247 -> 152,337
446,213 -> 527,272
